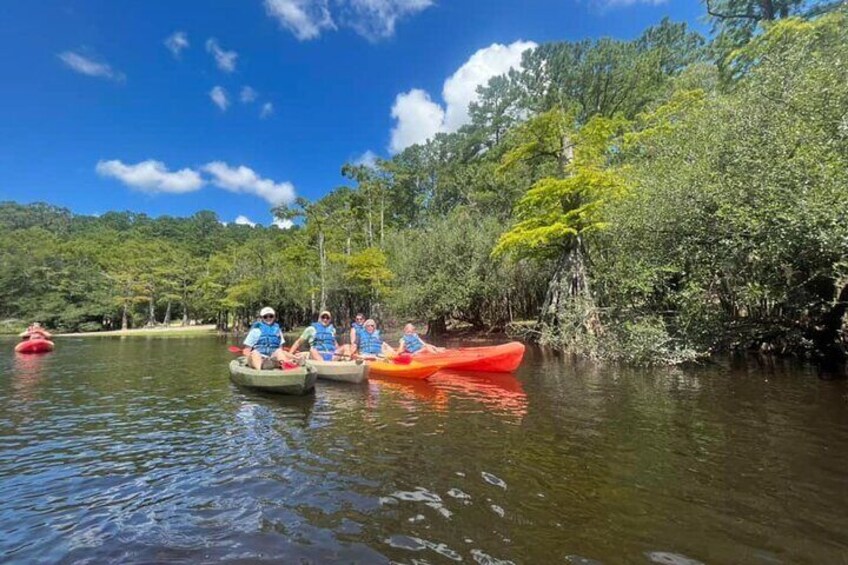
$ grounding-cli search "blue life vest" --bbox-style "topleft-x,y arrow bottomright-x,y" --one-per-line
359,329 -> 383,355
402,333 -> 424,353
251,321 -> 282,356
351,322 -> 366,344
310,322 -> 336,352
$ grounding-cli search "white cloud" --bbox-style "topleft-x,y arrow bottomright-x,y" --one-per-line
205,38 -> 238,73
240,86 -> 258,103
234,215 -> 257,227
264,0 -> 336,41
389,89 -> 445,154
343,0 -> 434,41
203,162 -> 296,206
442,40 -> 536,131
273,218 -> 295,229
210,86 -> 230,111
95,159 -> 204,194
58,51 -> 124,82
353,150 -> 379,168
388,40 -> 536,153
260,102 -> 275,119
164,31 -> 189,58
264,0 -> 431,41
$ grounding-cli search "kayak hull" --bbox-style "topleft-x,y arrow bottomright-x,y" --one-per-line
418,342 -> 525,373
306,359 -> 368,383
15,339 -> 55,354
366,359 -> 440,380
229,358 -> 316,395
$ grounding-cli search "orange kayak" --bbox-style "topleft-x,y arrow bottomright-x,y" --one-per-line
366,359 -> 440,380
417,342 -> 525,373
15,339 -> 55,354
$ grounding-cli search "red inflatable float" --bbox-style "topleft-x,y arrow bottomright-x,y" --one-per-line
15,338 -> 55,354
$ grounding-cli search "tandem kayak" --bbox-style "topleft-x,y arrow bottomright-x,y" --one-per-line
366,359 -> 440,380
417,342 -> 525,373
15,339 -> 55,354
305,359 -> 368,383
229,358 -> 316,395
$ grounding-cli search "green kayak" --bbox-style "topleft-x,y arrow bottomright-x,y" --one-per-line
228,358 -> 317,395
305,359 -> 368,383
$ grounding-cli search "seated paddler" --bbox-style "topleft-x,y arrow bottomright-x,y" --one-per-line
355,318 -> 396,359
398,323 -> 444,355
242,307 -> 297,370
289,310 -> 352,361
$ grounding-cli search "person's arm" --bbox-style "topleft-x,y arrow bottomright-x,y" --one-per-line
288,337 -> 304,354
242,328 -> 260,356
397,338 -> 406,354
289,327 -> 314,354
349,328 -> 358,353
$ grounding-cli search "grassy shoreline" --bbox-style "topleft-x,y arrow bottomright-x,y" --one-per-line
54,324 -> 218,338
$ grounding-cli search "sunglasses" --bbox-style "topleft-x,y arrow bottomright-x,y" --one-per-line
321,315 -> 331,320
262,314 -> 275,319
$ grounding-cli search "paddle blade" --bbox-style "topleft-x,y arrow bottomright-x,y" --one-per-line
228,346 -> 243,354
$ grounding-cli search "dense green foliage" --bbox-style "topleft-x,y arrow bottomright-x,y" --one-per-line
2,4 -> 846,364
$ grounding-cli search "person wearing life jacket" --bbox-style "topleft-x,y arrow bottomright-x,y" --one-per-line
19,322 -> 51,341
349,313 -> 366,355
355,318 -> 396,359
289,310 -> 352,361
398,323 -> 444,355
241,307 -> 296,370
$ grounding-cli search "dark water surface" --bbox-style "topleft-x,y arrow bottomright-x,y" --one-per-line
2,336 -> 847,564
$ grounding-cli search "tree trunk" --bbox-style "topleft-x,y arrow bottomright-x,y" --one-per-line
810,281 -> 848,363
147,298 -> 156,327
380,193 -> 385,249
121,302 -> 128,331
760,0 -> 775,21
318,230 -> 326,311
539,238 -> 600,334
182,309 -> 189,326
163,300 -> 172,326
427,315 -> 447,337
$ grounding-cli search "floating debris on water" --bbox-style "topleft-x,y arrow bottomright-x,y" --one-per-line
491,504 -> 505,517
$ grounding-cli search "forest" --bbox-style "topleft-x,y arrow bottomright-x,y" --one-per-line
1,0 -> 846,364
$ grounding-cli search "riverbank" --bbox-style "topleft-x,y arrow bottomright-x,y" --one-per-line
55,324 -> 218,338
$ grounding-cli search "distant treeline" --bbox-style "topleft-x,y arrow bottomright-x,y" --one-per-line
2,1 -> 846,364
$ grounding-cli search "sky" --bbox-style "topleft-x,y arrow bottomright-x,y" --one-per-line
0,0 -> 705,228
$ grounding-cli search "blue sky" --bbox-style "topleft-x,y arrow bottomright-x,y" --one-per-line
0,0 -> 705,227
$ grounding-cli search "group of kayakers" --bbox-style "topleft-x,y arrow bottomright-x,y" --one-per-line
241,306 -> 443,371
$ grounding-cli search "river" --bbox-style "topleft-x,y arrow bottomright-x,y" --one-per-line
1,335 -> 847,563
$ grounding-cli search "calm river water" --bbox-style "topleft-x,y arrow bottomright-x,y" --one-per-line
1,335 -> 847,564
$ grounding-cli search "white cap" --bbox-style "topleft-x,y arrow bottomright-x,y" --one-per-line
260,307 -> 275,317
